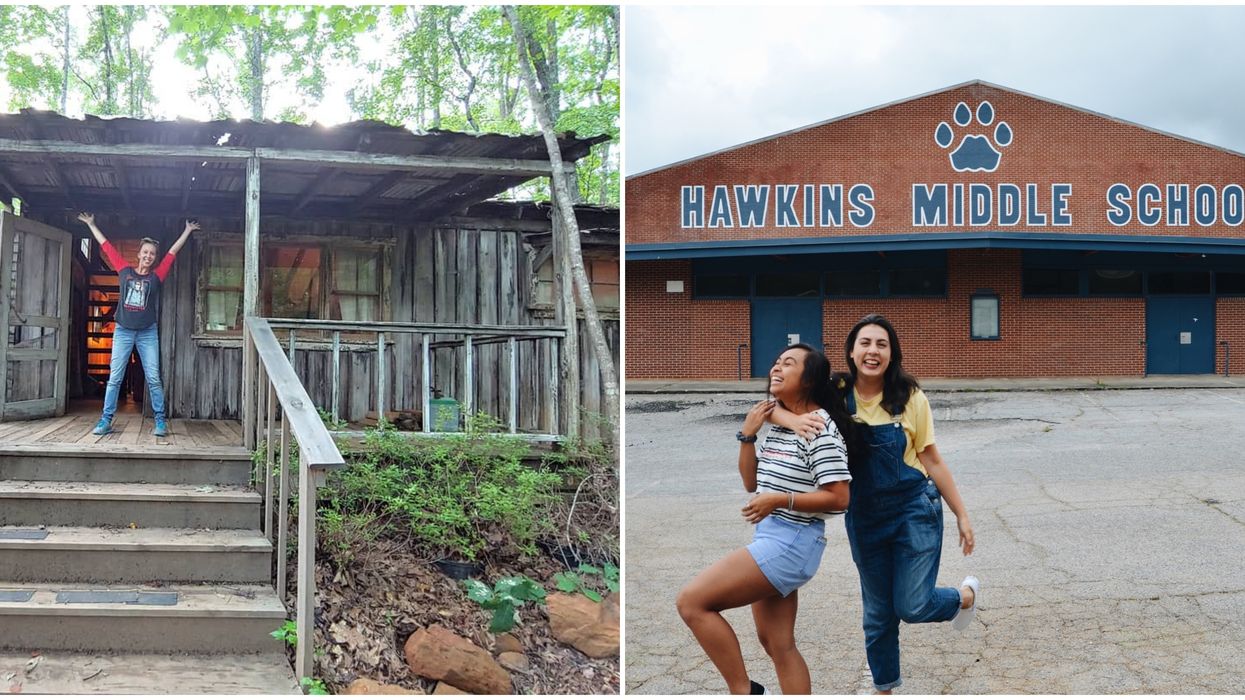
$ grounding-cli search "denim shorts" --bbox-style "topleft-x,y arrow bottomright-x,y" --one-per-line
746,515 -> 827,597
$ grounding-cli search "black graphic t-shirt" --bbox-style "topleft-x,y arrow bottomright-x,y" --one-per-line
101,241 -> 175,330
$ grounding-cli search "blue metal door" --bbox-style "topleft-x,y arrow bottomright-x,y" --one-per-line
1146,297 -> 1215,374
750,299 -> 823,378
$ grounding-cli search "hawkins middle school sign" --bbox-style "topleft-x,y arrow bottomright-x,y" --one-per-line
678,100 -> 1245,232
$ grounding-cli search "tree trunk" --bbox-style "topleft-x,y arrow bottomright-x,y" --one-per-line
249,25 -> 264,119
60,7 -> 70,114
100,7 -> 115,113
503,6 -> 619,446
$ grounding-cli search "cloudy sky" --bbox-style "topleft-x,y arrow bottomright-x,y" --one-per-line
624,5 -> 1245,176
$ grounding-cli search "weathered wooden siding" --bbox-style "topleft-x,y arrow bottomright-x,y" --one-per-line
152,219 -> 617,438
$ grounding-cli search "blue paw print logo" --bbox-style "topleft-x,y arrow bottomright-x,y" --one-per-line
935,101 -> 1012,173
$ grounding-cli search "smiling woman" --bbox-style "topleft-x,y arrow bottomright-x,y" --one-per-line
675,343 -> 864,695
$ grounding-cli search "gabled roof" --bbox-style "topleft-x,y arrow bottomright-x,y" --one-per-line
628,79 -> 1245,179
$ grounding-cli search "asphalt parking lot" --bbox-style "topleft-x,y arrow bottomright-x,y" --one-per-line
624,388 -> 1245,694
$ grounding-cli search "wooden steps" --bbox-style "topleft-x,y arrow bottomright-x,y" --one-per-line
0,437 -> 295,692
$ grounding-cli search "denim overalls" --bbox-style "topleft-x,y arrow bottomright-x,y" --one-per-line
844,390 -> 961,692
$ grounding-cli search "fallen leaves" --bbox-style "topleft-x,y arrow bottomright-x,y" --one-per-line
296,547 -> 619,695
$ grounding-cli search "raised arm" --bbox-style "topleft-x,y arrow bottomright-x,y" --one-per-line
738,399 -> 774,492
167,219 -> 200,257
77,212 -> 108,246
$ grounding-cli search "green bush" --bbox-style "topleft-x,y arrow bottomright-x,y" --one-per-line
317,417 -> 562,562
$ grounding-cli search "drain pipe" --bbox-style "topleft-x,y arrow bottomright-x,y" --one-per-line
1221,340 -> 1230,377
737,343 -> 748,381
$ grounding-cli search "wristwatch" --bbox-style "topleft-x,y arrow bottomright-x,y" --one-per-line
736,431 -> 758,443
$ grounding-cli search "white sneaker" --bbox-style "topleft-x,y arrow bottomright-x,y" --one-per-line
951,575 -> 980,631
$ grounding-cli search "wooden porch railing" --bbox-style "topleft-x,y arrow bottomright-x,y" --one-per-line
243,316 -> 346,681
262,318 -> 570,440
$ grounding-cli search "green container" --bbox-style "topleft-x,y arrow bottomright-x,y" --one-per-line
429,397 -> 461,432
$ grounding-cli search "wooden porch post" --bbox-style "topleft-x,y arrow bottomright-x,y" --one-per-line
552,198 -> 579,439
242,156 -> 261,448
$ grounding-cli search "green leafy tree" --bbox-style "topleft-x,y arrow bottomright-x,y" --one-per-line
165,5 -> 377,121
78,6 -> 156,117
349,5 -> 618,204
1,6 -> 74,113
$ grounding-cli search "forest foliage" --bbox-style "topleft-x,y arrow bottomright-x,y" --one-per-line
0,5 -> 618,204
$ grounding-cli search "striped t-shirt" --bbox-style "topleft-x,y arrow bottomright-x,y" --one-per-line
755,409 -> 851,525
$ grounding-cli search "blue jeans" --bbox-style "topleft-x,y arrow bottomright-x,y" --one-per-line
102,323 -> 165,422
845,480 -> 962,691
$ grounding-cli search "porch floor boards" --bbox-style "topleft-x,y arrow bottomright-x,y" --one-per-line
0,407 -> 242,449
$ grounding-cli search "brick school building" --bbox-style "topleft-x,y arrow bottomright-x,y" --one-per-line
625,80 -> 1245,379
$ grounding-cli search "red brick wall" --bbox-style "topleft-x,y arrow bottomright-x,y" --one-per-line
1217,298 -> 1245,375
628,83 -> 1245,244
821,250 -> 1146,378
626,251 -> 1154,380
624,260 -> 751,379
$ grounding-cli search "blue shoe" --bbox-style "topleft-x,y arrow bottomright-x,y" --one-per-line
153,417 -> 168,437
92,418 -> 113,436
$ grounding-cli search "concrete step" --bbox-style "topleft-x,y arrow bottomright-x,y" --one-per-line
0,582 -> 288,655
0,481 -> 261,529
0,650 -> 298,693
0,445 -> 253,485
0,527 -> 271,583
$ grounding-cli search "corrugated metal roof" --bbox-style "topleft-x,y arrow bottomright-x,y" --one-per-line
0,110 -> 609,224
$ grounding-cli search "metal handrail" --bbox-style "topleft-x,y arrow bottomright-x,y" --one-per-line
244,316 -> 346,681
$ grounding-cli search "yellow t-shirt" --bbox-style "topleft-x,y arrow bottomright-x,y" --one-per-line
852,387 -> 936,477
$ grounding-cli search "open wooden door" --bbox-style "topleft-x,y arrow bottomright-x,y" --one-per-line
0,212 -> 73,420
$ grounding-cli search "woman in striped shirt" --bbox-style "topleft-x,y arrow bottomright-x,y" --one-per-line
676,343 -> 866,695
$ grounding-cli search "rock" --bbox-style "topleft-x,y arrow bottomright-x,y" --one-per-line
432,682 -> 468,695
494,633 -> 524,655
497,651 -> 529,673
404,625 -> 512,695
547,593 -> 620,658
343,678 -> 423,695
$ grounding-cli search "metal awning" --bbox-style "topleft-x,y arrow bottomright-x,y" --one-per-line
627,231 -> 1245,260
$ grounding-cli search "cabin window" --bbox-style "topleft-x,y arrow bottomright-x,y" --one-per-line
533,255 -> 620,313
197,239 -> 388,334
264,246 -> 322,319
331,248 -> 383,322
202,245 -> 245,332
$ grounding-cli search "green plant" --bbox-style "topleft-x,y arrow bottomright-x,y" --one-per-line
317,407 -> 348,431
300,677 -> 329,695
271,619 -> 297,647
317,423 -> 562,561
464,576 -> 547,633
553,562 -> 618,602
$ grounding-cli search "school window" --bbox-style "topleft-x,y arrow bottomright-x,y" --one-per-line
197,240 -> 388,334
1088,269 -> 1142,295
1023,268 -> 1080,296
755,272 -> 819,297
1147,270 -> 1210,295
1217,272 -> 1245,295
970,294 -> 1000,340
824,269 -> 881,297
888,268 -> 946,296
533,255 -> 620,313
694,274 -> 750,298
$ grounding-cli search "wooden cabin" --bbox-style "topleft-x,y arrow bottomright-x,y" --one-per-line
0,110 -> 619,442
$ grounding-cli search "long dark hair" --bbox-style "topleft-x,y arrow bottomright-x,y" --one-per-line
843,314 -> 921,416
784,343 -> 868,471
